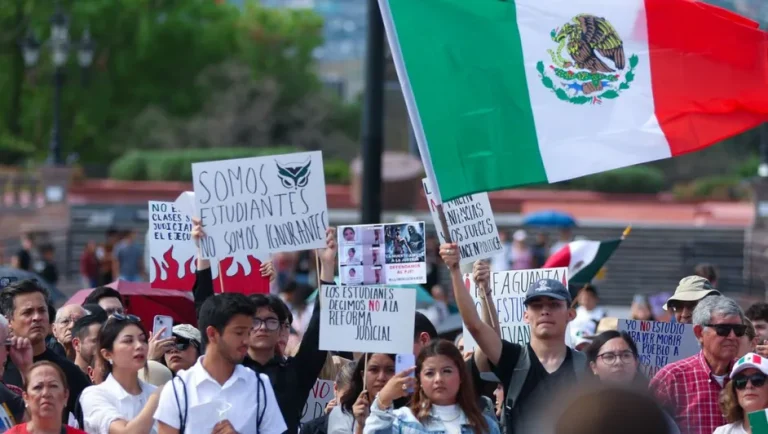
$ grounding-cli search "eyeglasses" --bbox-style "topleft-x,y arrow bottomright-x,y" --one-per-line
669,301 -> 698,312
108,313 -> 141,323
597,351 -> 636,365
57,316 -> 83,326
173,336 -> 197,352
252,318 -> 280,331
705,323 -> 747,337
733,373 -> 767,390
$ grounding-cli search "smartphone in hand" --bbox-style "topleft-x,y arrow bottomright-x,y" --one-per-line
153,315 -> 173,340
395,354 -> 416,394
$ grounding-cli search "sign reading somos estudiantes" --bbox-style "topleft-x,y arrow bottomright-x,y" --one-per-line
191,151 -> 328,259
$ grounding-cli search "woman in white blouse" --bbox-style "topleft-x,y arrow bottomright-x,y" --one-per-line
80,314 -> 162,434
363,340 -> 500,434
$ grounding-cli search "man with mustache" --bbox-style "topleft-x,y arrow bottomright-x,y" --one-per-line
0,280 -> 91,423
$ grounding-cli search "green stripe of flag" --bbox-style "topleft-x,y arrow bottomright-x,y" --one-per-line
571,239 -> 623,284
387,0 -> 546,201
749,409 -> 768,434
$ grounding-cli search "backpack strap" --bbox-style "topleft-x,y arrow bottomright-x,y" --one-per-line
172,376 -> 188,433
571,348 -> 589,381
505,345 -> 531,410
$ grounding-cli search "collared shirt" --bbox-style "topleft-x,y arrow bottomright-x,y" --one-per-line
650,351 -> 729,434
154,357 -> 286,434
80,374 -> 157,434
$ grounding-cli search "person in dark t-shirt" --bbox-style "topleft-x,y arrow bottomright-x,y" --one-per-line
440,244 -> 586,434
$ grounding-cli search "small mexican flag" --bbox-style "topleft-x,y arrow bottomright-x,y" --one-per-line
543,227 -> 630,284
379,0 -> 768,202
749,409 -> 768,434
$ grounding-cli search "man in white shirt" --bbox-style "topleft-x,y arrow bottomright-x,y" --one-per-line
154,293 -> 287,434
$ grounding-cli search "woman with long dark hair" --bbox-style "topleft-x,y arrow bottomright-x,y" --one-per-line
328,354 -> 397,434
363,341 -> 499,434
79,314 -> 162,434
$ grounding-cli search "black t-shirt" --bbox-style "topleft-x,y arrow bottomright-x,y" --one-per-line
0,382 -> 25,424
14,250 -> 31,272
3,348 -> 91,423
490,341 -> 576,434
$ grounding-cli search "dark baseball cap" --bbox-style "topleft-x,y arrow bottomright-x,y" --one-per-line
524,279 -> 572,305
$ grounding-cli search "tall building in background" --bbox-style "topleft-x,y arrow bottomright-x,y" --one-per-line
252,0 -> 368,100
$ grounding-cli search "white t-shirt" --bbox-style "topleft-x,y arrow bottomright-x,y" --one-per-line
154,357 -> 286,434
79,374 -> 157,434
713,421 -> 748,434
431,404 -> 466,434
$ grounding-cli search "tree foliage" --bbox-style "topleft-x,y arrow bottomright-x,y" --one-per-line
0,0 -> 361,167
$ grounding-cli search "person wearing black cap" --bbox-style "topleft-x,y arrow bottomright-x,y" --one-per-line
440,243 -> 588,434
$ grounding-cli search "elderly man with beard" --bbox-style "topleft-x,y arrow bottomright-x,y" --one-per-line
651,295 -> 746,434
51,304 -> 86,361
0,280 -> 91,423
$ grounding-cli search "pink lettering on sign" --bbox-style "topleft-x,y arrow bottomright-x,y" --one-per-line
312,380 -> 332,399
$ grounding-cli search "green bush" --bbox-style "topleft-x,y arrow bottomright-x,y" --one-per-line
672,176 -> 749,201
737,156 -> 760,179
108,147 -> 351,183
567,166 -> 666,194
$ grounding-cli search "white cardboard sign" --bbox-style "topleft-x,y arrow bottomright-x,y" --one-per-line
320,285 -> 416,354
191,151 -> 328,260
618,319 -> 699,378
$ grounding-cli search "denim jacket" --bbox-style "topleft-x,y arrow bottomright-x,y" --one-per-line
363,398 -> 501,434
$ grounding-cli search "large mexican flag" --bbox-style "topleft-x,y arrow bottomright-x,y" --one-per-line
379,0 -> 768,202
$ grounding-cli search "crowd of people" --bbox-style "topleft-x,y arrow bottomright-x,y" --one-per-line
0,219 -> 764,433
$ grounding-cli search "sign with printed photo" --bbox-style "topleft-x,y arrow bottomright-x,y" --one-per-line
337,222 -> 427,286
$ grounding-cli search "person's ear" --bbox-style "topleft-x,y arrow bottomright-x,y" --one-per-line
523,309 -> 531,325
72,337 -> 80,353
100,348 -> 111,364
567,307 -> 577,322
694,325 -> 705,343
206,326 -> 218,345
589,361 -> 598,375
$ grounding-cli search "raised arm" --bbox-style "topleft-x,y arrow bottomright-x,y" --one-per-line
191,218 -> 214,317
472,260 -> 501,373
439,243 -> 503,365
294,228 -> 337,392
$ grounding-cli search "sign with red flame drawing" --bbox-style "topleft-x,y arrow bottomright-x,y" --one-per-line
192,150 -> 328,260
148,201 -> 197,290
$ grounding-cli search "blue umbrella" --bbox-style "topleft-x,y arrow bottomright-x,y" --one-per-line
523,210 -> 576,228
306,278 -> 436,308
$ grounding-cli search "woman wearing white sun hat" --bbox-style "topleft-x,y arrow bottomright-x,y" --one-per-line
715,353 -> 768,434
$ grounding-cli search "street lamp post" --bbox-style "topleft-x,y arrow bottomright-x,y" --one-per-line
19,2 -> 95,166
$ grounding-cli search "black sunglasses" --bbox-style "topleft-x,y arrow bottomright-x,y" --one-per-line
734,373 -> 767,390
705,324 -> 747,337
172,336 -> 198,352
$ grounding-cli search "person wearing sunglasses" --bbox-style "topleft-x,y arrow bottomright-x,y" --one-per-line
163,324 -> 202,375
663,276 -> 721,324
715,353 -> 768,434
651,296 -> 747,434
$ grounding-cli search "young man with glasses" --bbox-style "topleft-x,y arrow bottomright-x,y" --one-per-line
190,220 -> 338,434
652,295 -> 747,434
155,293 -> 286,434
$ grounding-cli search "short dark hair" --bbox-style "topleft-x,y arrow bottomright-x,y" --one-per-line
249,294 -> 288,324
746,302 -> 768,323
198,293 -> 256,345
694,263 -> 718,284
39,244 -> 55,255
414,312 -> 438,341
72,313 -> 107,341
83,286 -> 124,307
0,280 -> 50,319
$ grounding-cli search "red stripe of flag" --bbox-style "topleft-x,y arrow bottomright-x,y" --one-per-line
645,0 -> 768,157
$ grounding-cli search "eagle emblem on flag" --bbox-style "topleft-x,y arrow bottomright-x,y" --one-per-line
537,14 -> 639,105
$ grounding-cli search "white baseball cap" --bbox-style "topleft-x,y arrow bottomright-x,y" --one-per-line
731,353 -> 768,378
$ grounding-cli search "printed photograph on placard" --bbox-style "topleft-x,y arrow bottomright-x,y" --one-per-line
342,245 -> 363,266
384,222 -> 426,263
338,222 -> 427,285
341,265 -> 363,285
363,266 -> 385,285
362,225 -> 384,246
340,226 -> 359,244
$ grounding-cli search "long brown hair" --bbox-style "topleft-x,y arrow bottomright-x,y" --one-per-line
719,381 -> 744,423
410,340 -> 489,433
